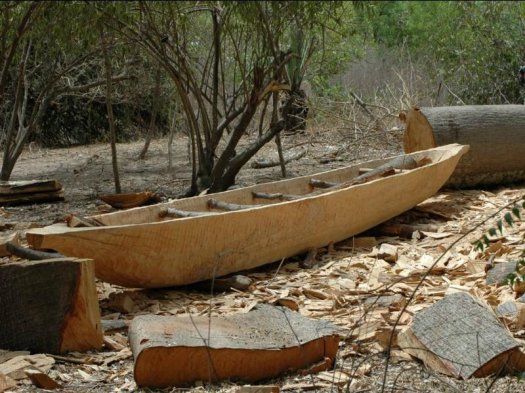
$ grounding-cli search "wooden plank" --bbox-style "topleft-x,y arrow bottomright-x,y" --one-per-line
398,292 -> 523,378
129,304 -> 341,388
0,180 -> 62,195
0,258 -> 103,354
0,372 -> 16,392
0,190 -> 64,206
401,105 -> 525,187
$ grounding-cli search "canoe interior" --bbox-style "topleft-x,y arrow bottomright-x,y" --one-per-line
91,146 -> 451,227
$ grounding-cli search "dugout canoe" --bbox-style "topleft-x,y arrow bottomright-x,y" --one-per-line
26,144 -> 468,288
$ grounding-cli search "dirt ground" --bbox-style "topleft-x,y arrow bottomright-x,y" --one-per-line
1,128 -> 525,392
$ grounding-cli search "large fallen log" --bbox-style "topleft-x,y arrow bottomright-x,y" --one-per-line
400,105 -> 525,187
129,304 -> 341,388
0,258 -> 103,353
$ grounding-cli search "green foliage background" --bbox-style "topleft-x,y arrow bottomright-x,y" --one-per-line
2,1 -> 525,149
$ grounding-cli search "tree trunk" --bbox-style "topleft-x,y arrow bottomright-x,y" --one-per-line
282,89 -> 308,134
101,31 -> 121,194
272,91 -> 286,177
137,66 -> 161,160
401,105 -> 525,188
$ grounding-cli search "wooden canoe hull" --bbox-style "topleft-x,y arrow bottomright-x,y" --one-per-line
27,144 -> 468,288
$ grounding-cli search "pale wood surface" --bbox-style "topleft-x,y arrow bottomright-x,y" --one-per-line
0,258 -> 102,353
27,144 -> 468,288
402,105 -> 525,187
129,304 -> 340,388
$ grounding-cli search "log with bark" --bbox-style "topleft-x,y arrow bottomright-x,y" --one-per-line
0,257 -> 103,353
400,105 -> 525,187
398,292 -> 525,378
129,304 -> 341,388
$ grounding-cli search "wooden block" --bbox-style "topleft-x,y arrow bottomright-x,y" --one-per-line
0,258 -> 103,354
25,369 -> 62,389
0,354 -> 54,380
0,373 -> 16,392
398,292 -> 524,379
107,292 -> 137,314
129,304 -> 341,388
378,243 -> 398,263
0,232 -> 19,257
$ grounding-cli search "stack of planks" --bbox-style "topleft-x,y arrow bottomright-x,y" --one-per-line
0,180 -> 64,206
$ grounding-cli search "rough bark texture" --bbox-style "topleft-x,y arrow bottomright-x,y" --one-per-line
129,304 -> 340,388
401,105 -> 525,187
0,258 -> 102,353
398,292 -> 524,378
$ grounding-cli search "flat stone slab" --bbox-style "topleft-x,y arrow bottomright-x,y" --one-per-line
486,262 -> 517,286
399,292 -> 523,379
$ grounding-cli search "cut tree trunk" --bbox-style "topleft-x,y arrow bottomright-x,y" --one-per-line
129,304 -> 340,388
398,292 -> 525,378
0,258 -> 103,353
400,105 -> 525,187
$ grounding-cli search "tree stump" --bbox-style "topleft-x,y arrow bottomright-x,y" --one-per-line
0,258 -> 103,353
